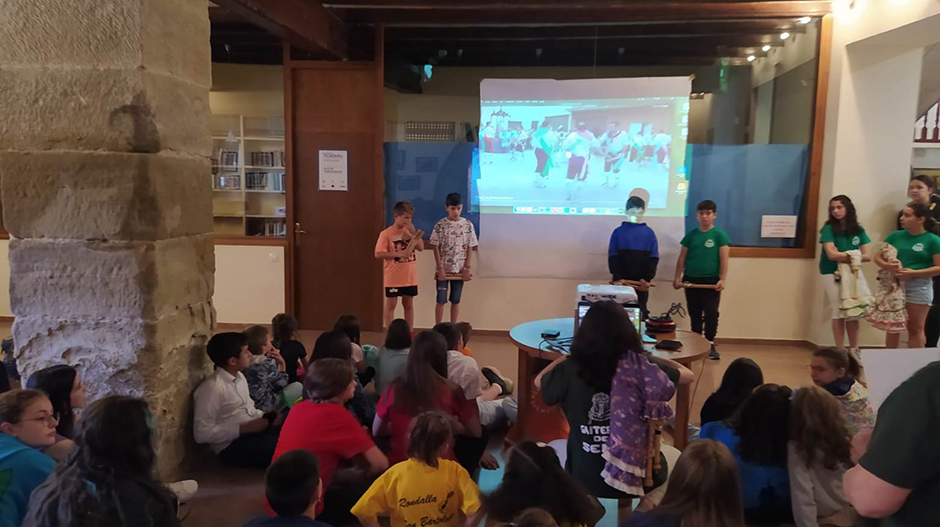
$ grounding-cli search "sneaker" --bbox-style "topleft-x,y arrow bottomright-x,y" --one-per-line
167,480 -> 199,503
708,344 -> 720,361
481,367 -> 514,396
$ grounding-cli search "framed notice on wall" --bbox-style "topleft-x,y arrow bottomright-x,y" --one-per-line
761,215 -> 798,238
319,150 -> 348,191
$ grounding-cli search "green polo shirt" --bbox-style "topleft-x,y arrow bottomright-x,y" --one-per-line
680,227 -> 730,279
884,230 -> 940,270
818,224 -> 871,275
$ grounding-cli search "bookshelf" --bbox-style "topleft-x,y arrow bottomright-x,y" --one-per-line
211,114 -> 287,238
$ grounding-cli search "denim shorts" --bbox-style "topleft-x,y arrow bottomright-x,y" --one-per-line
904,276 -> 934,305
436,279 -> 465,305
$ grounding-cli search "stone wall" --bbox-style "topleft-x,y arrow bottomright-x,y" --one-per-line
0,0 -> 215,478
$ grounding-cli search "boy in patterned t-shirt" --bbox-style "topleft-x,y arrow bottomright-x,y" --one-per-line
430,193 -> 479,324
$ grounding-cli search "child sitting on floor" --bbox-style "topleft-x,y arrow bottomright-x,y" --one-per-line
245,449 -> 333,527
334,314 -> 376,387
456,322 -> 474,358
310,330 -> 375,428
376,318 -> 412,396
244,325 -> 300,413
623,440 -> 746,527
809,347 -> 875,437
272,313 -> 308,385
352,411 -> 482,527
788,386 -> 857,527
700,358 -> 764,427
194,332 -> 278,468
482,441 -> 604,527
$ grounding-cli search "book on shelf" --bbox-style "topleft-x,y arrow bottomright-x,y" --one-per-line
246,171 -> 268,190
265,219 -> 287,237
272,173 -> 286,192
216,149 -> 239,170
215,174 -> 241,190
250,150 -> 286,168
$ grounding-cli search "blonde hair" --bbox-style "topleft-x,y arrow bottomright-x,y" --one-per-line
790,386 -> 852,470
653,440 -> 746,527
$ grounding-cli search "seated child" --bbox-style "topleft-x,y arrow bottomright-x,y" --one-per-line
376,318 -> 412,395
788,386 -> 856,527
0,389 -> 58,527
623,440 -> 746,527
700,384 -> 793,524
194,332 -> 278,468
273,359 -> 388,526
244,325 -> 300,413
374,331 -> 481,466
310,330 -> 375,428
245,449 -> 333,527
456,322 -> 474,358
272,313 -> 308,384
432,323 -> 517,428
26,396 -> 180,525
334,314 -> 375,386
700,358 -> 764,426
482,441 -> 604,527
810,347 -> 875,437
352,411 -> 482,527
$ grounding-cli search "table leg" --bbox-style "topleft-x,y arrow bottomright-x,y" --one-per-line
674,378 -> 690,450
509,347 -> 532,443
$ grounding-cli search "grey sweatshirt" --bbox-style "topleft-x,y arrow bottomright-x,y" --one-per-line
787,441 -> 852,527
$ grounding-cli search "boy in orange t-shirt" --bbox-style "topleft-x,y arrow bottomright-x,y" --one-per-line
375,201 -> 423,328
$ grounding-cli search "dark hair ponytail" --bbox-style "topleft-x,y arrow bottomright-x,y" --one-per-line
813,347 -> 860,380
907,201 -> 938,233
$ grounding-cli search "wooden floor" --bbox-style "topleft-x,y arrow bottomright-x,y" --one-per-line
182,330 -> 814,526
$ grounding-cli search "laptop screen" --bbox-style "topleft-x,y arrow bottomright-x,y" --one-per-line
577,303 -> 641,333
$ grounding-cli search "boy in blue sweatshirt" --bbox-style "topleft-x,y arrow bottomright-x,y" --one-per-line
608,196 -> 659,318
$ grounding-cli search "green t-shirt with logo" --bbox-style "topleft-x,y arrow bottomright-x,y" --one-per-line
680,227 -> 730,279
818,224 -> 872,275
884,230 -> 940,270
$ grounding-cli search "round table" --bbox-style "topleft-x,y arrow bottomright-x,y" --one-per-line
509,317 -> 710,450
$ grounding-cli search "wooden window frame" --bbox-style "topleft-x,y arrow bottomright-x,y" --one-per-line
730,14 -> 832,259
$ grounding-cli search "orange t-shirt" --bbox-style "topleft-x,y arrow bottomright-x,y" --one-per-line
376,225 -> 418,288
461,346 -> 474,358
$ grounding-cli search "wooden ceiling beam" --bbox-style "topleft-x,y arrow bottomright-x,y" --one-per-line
213,0 -> 348,59
389,35 -> 774,52
385,21 -> 806,41
330,2 -> 831,24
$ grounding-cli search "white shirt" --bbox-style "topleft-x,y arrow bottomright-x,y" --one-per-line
193,368 -> 264,453
429,218 -> 479,274
446,350 -> 483,400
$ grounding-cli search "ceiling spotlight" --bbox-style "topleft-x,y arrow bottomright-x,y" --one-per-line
799,16 -> 812,24
747,55 -> 756,62
762,45 -> 771,52
780,32 -> 791,40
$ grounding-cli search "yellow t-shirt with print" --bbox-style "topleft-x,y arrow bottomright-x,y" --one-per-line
351,458 -> 481,527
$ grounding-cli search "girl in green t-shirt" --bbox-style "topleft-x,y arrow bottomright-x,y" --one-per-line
877,202 -> 940,349
819,195 -> 872,350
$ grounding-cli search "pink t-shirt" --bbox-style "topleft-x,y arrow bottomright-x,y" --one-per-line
375,226 -> 418,288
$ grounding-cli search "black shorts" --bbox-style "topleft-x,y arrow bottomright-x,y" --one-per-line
385,286 -> 418,298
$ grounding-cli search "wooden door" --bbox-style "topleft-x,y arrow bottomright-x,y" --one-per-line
286,61 -> 384,330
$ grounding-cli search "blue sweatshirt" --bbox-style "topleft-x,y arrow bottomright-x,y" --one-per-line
0,433 -> 56,527
608,222 -> 659,282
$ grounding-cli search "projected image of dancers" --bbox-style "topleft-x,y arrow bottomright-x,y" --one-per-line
476,98 -> 683,213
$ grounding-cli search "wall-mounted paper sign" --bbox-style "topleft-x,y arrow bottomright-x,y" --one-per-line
761,215 -> 797,238
319,150 -> 348,191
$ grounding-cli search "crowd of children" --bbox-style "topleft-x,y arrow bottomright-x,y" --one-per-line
0,188 -> 937,527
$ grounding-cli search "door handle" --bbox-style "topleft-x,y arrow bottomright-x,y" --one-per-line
294,223 -> 307,246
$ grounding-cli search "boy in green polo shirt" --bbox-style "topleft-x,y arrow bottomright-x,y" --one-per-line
674,200 -> 730,360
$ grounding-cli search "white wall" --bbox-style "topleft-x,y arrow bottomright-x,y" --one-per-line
213,245 -> 286,324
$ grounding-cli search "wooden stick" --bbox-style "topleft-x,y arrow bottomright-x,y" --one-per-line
682,282 -> 718,290
610,279 -> 656,288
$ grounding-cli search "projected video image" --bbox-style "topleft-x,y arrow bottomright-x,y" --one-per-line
477,81 -> 689,217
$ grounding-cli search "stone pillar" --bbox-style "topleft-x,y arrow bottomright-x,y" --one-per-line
0,0 -> 215,478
